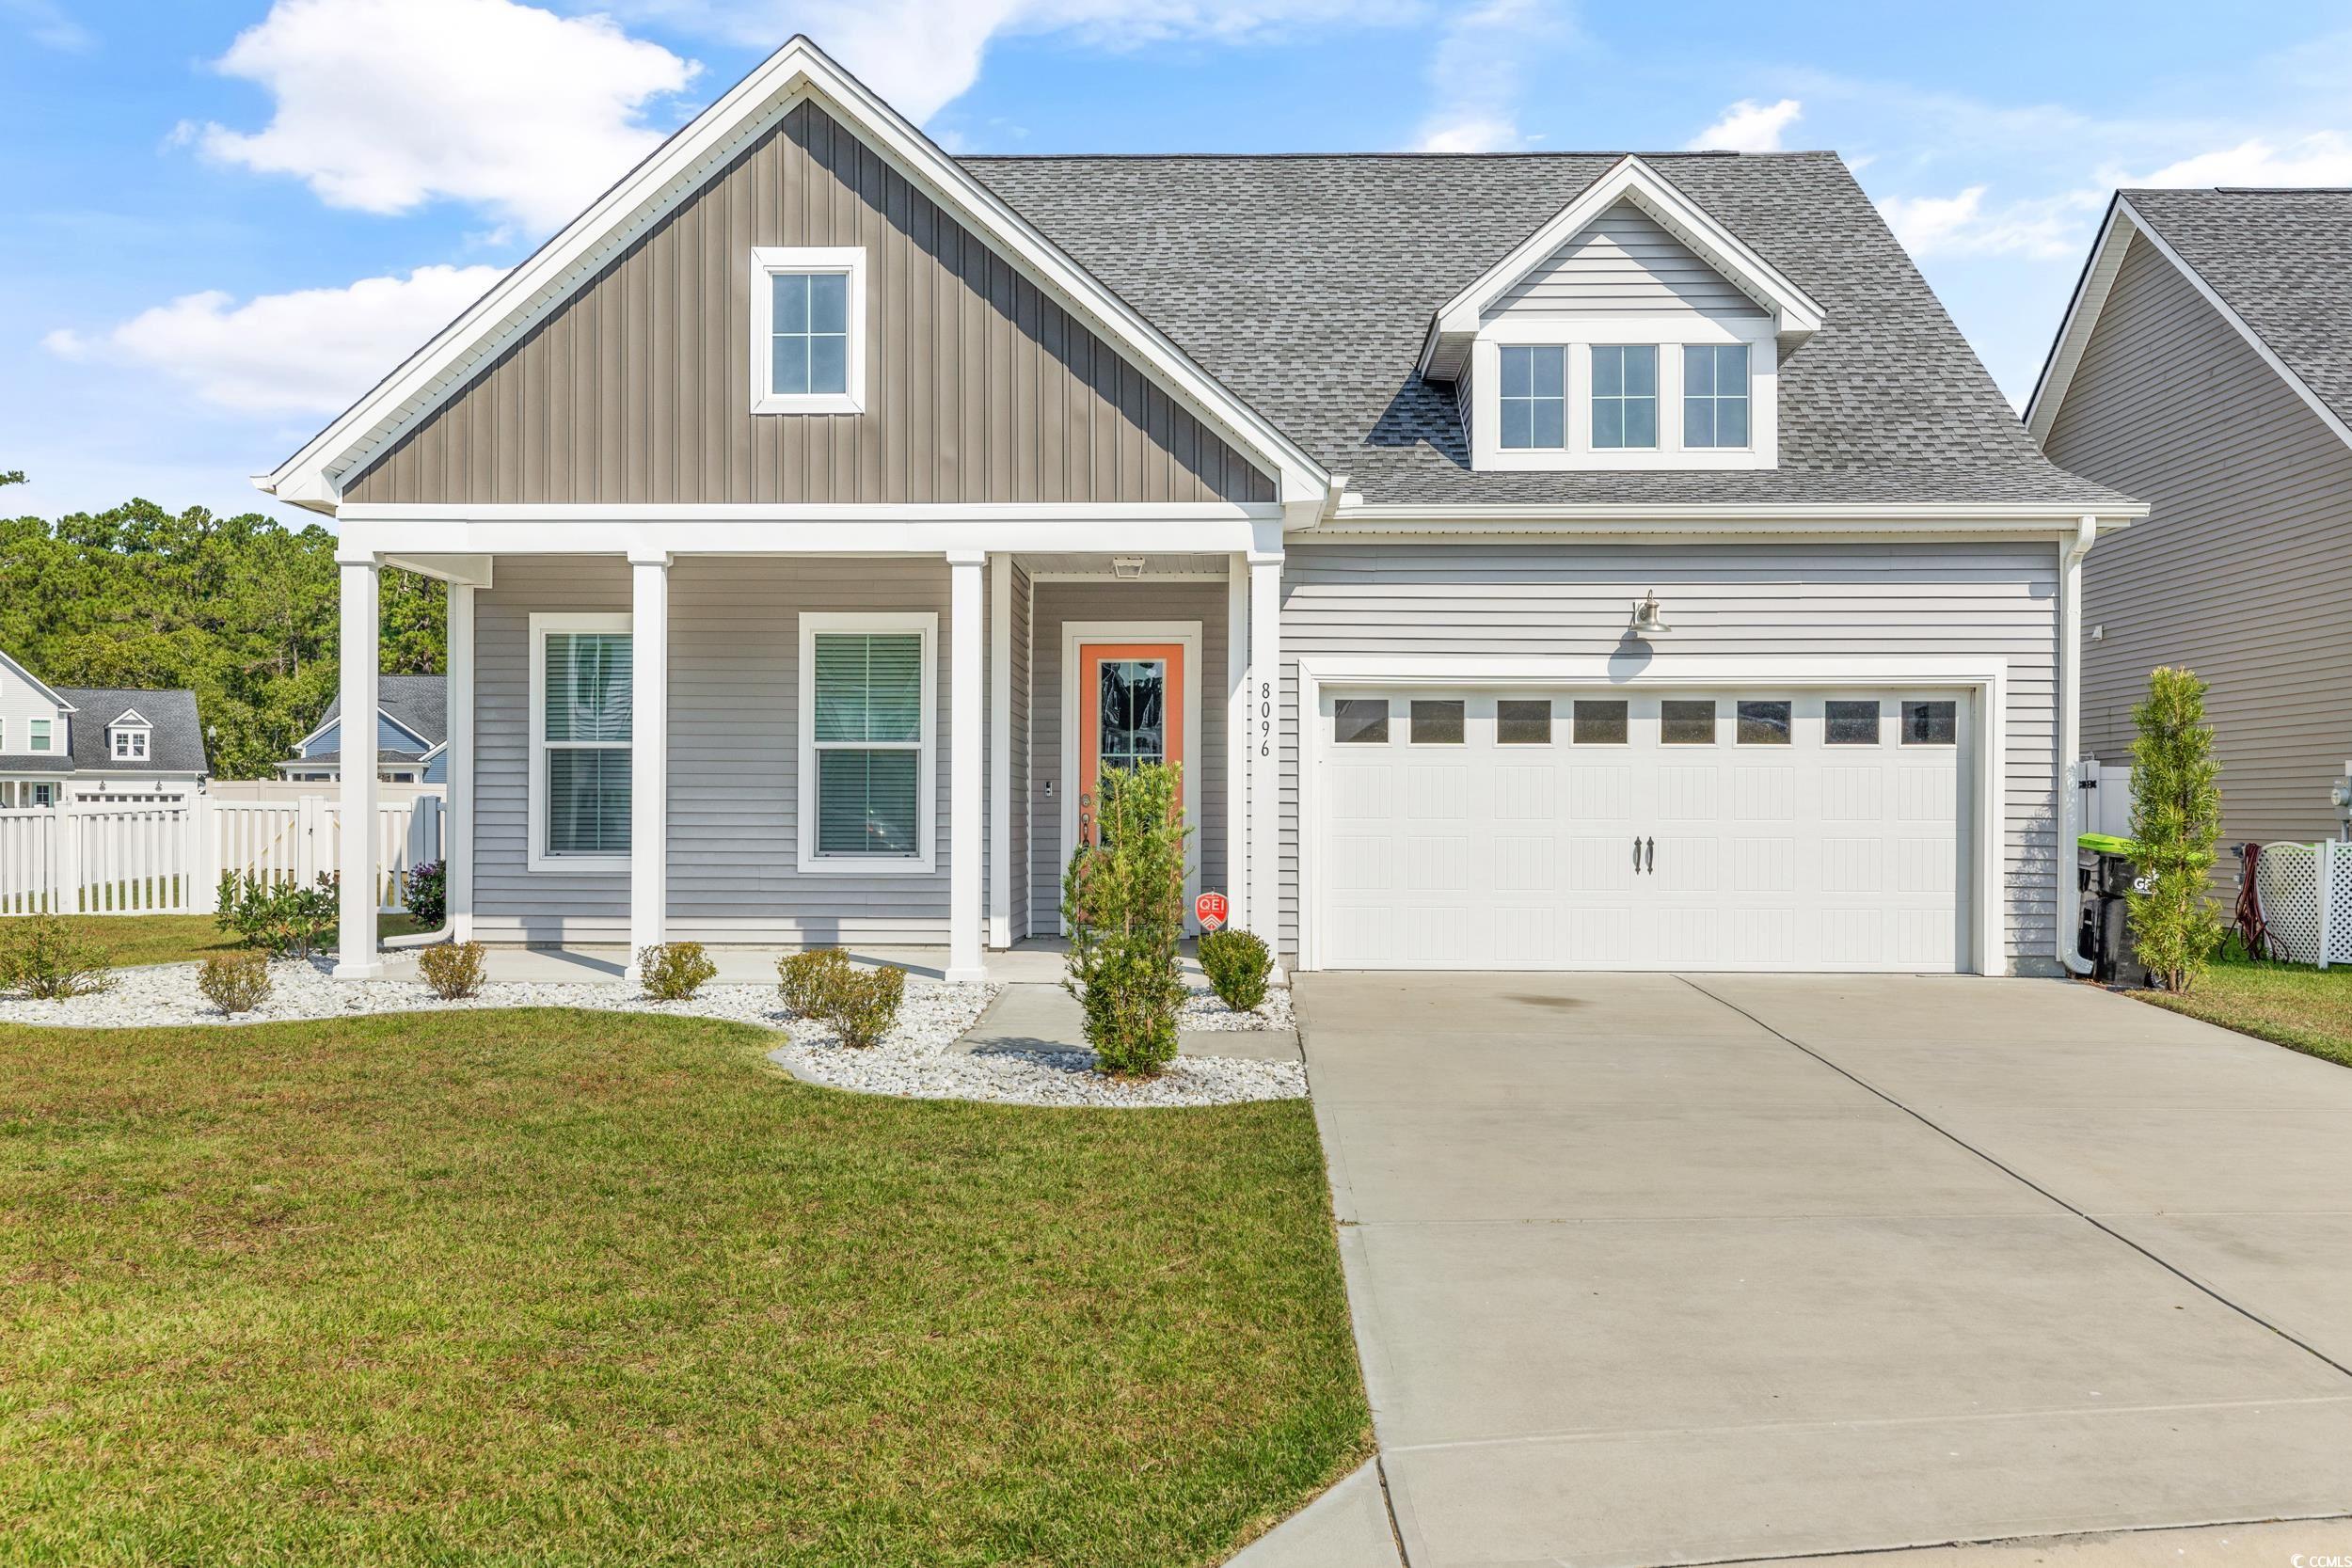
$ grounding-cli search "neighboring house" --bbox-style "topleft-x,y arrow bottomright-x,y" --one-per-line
279,674 -> 449,784
2030,188 -> 2352,849
0,651 -> 210,805
257,37 -> 2139,982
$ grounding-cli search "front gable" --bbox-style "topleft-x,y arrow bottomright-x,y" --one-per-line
1486,200 -> 1772,325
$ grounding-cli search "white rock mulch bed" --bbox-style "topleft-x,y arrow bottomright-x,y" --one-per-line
1180,979 -> 1294,1033
0,960 -> 1304,1108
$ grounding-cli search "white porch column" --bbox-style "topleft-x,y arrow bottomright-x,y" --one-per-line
333,556 -> 381,978
1226,552 -> 1251,931
988,554 -> 1013,949
1248,551 -> 1283,956
948,551 -> 987,982
626,552 -> 671,977
447,581 -> 475,942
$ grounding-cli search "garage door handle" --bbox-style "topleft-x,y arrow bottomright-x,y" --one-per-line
1632,835 -> 1643,873
1645,836 -> 1655,875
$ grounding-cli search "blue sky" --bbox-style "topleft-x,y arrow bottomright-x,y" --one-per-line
8,0 -> 2350,524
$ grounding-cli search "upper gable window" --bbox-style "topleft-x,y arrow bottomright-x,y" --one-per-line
1499,345 -> 1566,450
1683,343 -> 1750,449
1590,346 -> 1658,450
751,246 -> 866,416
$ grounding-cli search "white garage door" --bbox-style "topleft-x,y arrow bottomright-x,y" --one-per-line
1312,689 -> 1973,972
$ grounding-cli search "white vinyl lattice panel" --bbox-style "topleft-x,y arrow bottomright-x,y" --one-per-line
2332,844 -> 2352,966
2255,842 -> 2327,964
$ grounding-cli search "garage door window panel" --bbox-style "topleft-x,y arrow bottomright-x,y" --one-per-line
1335,699 -> 1390,745
1573,700 -> 1629,745
1736,700 -> 1792,745
1661,700 -> 1716,745
1826,701 -> 1882,745
1903,700 -> 1958,745
1409,701 -> 1465,745
1498,700 -> 1552,745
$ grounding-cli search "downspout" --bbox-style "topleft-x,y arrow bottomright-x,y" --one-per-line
2058,515 -> 2099,975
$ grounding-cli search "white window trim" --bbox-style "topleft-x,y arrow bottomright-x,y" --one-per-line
528,611 -> 634,875
109,724 -> 151,760
27,718 -> 53,753
751,245 -> 867,416
797,610 -> 938,876
1470,314 -> 1778,472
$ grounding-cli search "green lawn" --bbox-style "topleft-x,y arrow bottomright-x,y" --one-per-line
0,1010 -> 1369,1566
2136,947 -> 2352,1069
0,911 -> 425,969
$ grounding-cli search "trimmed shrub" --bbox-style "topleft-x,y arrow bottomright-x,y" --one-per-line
777,946 -> 852,1019
639,941 -> 719,1001
216,871 -> 339,958
2128,666 -> 2225,991
403,860 -> 447,929
0,916 -> 115,1000
197,951 -> 272,1015
1198,927 -> 1273,1014
828,966 -> 906,1049
418,941 -> 488,1000
1061,761 -> 1190,1076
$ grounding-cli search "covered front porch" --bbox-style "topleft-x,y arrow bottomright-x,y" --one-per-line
328,527 -> 1289,983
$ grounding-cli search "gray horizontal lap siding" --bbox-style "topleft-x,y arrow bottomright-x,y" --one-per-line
2045,232 -> 2352,847
1027,580 -> 1231,935
473,554 -> 966,946
1489,201 -> 1769,321
1277,542 -> 2061,974
345,101 -> 1270,508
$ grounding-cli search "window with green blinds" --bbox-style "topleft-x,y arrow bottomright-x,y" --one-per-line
543,630 -> 631,857
812,631 -> 924,856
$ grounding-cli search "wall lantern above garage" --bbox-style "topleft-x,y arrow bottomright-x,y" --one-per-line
1629,590 -> 1672,636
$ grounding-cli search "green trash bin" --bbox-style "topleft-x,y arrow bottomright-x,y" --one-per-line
2075,832 -> 2143,985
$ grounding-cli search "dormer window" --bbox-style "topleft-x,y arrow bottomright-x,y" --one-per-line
1683,343 -> 1751,449
108,714 -> 151,760
1499,346 -> 1566,450
751,246 -> 866,415
1590,346 -> 1658,450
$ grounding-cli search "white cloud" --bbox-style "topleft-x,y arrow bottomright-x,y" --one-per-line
1877,184 -> 2101,261
45,266 -> 509,417
1408,0 -> 1570,153
194,0 -> 697,233
1688,98 -> 1802,153
628,0 -> 1407,124
2124,130 -> 2352,188
2,0 -> 94,50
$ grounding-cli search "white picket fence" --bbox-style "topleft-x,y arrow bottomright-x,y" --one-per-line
0,794 -> 441,918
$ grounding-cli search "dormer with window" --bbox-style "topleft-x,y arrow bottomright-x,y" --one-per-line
1419,156 -> 1822,473
107,710 -> 152,762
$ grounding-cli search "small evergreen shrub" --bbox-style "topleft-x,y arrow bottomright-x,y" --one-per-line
1198,927 -> 1273,1014
639,941 -> 718,1001
0,915 -> 115,1000
2127,666 -> 2225,991
1062,762 -> 1190,1076
215,871 -> 339,958
197,951 -> 272,1015
777,947 -> 852,1018
403,860 -> 446,928
418,941 -> 488,1000
828,966 -> 906,1048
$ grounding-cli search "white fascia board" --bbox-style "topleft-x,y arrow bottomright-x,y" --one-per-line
2025,196 -> 2135,442
259,36 -> 1328,511
0,649 -> 75,712
1305,500 -> 2143,539
334,512 -> 1289,560
1417,155 -> 1827,377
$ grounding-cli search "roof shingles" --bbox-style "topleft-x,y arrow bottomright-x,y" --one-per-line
962,150 -> 2126,509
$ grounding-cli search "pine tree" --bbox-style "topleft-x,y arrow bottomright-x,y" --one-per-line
2126,667 -> 2224,990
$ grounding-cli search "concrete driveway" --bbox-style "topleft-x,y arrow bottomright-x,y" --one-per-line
1299,973 -> 2352,1568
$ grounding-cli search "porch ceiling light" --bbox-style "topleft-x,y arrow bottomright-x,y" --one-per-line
1629,589 -> 1672,636
1112,556 -> 1146,579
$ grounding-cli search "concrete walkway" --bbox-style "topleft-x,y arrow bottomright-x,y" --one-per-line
1298,972 -> 2352,1568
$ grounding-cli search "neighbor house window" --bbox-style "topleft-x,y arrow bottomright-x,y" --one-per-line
529,614 -> 632,871
800,613 -> 935,874
752,247 -> 866,415
110,727 -> 149,760
1498,345 -> 1566,450
1590,345 -> 1657,449
1683,343 -> 1751,449
28,719 -> 52,753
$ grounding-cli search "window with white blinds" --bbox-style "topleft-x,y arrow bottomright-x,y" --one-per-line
800,613 -> 936,874
530,615 -> 633,870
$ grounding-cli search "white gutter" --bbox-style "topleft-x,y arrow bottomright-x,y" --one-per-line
2058,514 -> 2100,976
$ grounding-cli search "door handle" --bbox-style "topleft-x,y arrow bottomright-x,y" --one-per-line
1632,835 -> 1643,873
1645,836 -> 1655,875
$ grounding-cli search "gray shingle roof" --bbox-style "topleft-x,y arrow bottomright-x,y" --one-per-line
2122,187 -> 2352,432
316,674 -> 449,750
53,688 -> 209,774
961,150 -> 2127,509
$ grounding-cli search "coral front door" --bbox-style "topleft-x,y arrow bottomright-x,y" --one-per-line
1076,641 -> 1185,847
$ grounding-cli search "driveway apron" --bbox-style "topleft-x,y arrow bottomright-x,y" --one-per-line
1298,973 -> 2352,1568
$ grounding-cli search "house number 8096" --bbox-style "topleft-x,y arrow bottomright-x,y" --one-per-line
1259,680 -> 1274,757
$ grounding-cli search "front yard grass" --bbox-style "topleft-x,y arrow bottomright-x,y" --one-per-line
2134,947 -> 2352,1069
0,911 -> 425,969
0,1009 -> 1369,1566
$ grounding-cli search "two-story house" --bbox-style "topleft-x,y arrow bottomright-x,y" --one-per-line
254,37 -> 2140,981
0,652 -> 210,805
278,674 -> 448,784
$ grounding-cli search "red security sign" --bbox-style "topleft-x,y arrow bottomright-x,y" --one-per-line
1195,892 -> 1229,931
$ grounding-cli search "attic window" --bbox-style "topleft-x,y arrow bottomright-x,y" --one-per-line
110,726 -> 150,761
752,246 -> 866,416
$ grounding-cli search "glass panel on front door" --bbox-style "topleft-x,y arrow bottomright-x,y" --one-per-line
1097,659 -> 1167,774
